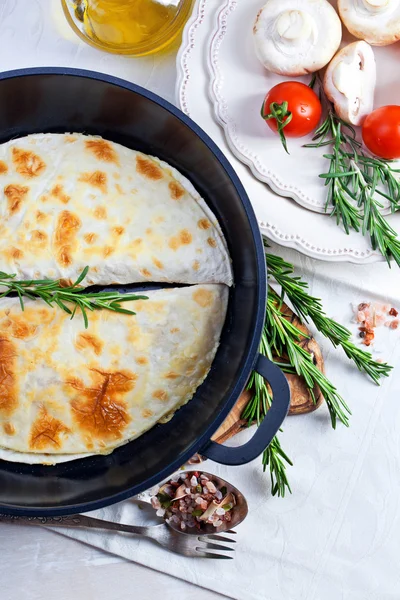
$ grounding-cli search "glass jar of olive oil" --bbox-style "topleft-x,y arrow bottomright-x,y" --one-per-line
61,0 -> 193,56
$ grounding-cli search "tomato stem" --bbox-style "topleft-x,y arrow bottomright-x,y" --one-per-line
261,100 -> 292,154
308,74 -> 317,90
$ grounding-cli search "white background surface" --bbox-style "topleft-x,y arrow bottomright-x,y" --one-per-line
2,2 -> 400,600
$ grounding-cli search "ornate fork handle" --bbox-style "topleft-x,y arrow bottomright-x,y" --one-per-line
0,513 -> 161,538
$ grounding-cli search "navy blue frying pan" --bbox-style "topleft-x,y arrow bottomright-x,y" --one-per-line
0,68 -> 290,515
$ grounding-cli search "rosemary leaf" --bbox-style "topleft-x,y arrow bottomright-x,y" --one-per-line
265,245 -> 392,383
306,102 -> 400,266
0,267 -> 147,327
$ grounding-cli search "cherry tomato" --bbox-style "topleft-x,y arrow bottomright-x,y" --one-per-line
261,82 -> 322,139
362,106 -> 400,160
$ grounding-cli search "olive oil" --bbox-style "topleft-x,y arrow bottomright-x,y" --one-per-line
62,0 -> 192,56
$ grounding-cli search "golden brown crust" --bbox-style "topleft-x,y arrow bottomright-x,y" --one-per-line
142,409 -> 154,418
198,219 -> 211,230
54,210 -> 81,268
5,247 -> 24,261
75,333 -> 104,356
140,268 -> 152,278
135,356 -> 148,365
29,408 -> 70,451
164,372 -> 179,379
136,155 -> 163,181
30,230 -> 48,247
68,369 -> 135,443
79,171 -> 107,193
4,184 -> 29,214
113,226 -> 125,236
103,246 -> 114,258
0,337 -> 17,416
192,288 -> 213,308
85,139 -> 119,165
51,184 -> 70,205
93,206 -> 107,220
12,147 -> 46,178
84,232 -> 97,244
152,257 -> 164,270
169,229 -> 193,250
152,389 -> 168,401
3,422 -> 15,435
2,315 -> 37,340
169,180 -> 185,200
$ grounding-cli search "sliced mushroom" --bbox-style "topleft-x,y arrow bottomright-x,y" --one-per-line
338,0 -> 400,46
324,41 -> 376,126
253,0 -> 342,76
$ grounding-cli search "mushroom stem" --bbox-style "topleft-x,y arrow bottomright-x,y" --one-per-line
275,10 -> 316,42
363,0 -> 390,11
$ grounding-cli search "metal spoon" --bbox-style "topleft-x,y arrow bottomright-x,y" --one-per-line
138,470 -> 248,536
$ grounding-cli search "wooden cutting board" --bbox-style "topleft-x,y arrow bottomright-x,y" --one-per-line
212,295 -> 325,444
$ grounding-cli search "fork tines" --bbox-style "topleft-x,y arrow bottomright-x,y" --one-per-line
196,532 -> 236,559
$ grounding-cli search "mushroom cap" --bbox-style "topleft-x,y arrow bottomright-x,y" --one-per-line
323,41 -> 376,126
338,0 -> 400,46
253,0 -> 342,76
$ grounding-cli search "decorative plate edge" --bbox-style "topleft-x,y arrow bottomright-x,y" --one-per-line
175,0 -> 209,116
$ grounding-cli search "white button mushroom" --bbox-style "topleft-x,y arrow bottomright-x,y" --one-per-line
338,0 -> 400,46
253,0 -> 342,76
323,41 -> 376,126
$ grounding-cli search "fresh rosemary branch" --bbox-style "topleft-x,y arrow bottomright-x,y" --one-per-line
266,248 -> 392,384
243,327 -> 293,497
243,367 -> 293,497
305,110 -> 400,266
0,266 -> 147,328
245,247 -> 393,496
265,289 -> 351,429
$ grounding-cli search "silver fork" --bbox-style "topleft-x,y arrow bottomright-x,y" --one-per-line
0,513 -> 236,559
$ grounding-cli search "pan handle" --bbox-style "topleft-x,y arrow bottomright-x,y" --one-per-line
199,354 -> 290,466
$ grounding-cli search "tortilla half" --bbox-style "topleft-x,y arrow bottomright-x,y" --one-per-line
0,284 -> 228,464
0,133 -> 232,286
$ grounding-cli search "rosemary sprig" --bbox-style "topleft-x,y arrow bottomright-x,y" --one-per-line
0,266 -> 147,328
242,326 -> 293,497
243,366 -> 292,497
305,109 -> 400,266
245,246 -> 392,497
266,289 -> 351,429
266,248 -> 392,384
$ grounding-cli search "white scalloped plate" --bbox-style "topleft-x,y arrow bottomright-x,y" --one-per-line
175,0 -> 400,263
207,0 -> 400,215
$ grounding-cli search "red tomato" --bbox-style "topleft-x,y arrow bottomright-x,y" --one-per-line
362,106 -> 400,159
261,82 -> 322,138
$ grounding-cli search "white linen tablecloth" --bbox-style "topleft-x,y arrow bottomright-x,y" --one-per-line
1,2 -> 400,600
